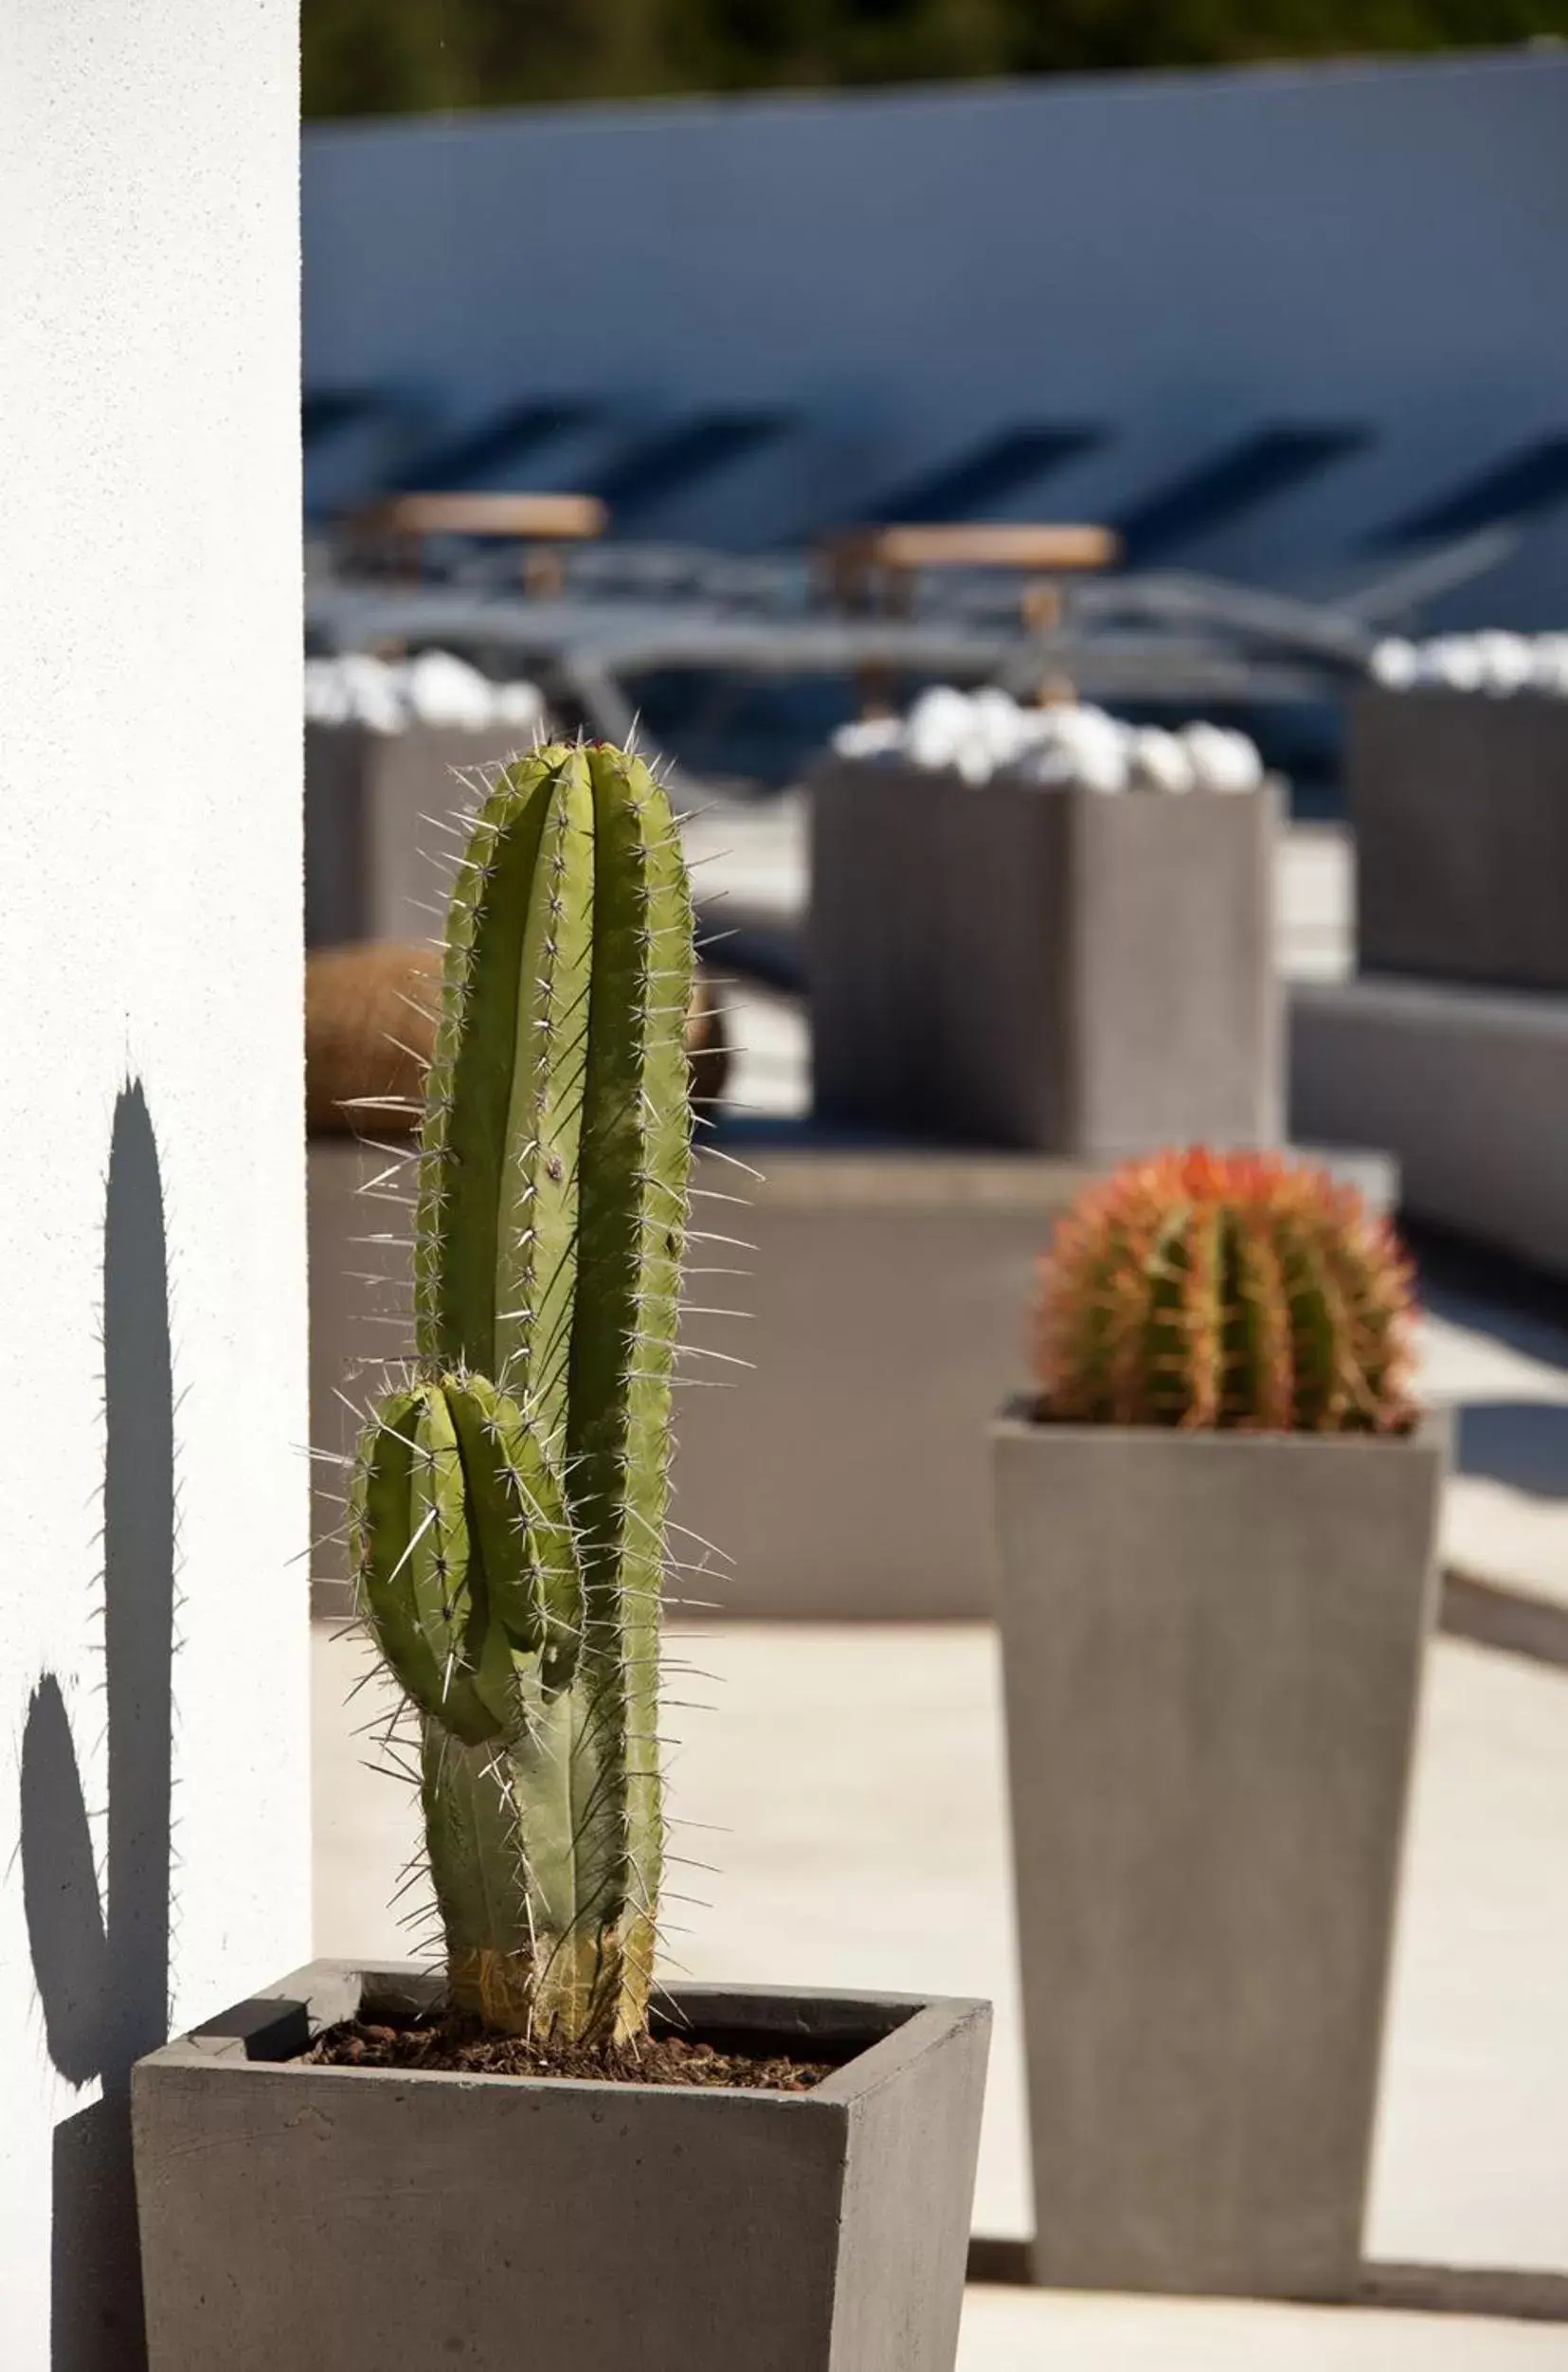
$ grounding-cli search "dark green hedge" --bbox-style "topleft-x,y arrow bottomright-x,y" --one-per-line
304,3 -> 1566,120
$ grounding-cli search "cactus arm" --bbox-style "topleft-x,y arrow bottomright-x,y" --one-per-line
411,1383 -> 474,1677
414,758 -> 556,1376
412,1385 -> 519,1741
351,1386 -> 503,1748
443,1383 -> 589,2032
499,1422 -> 585,1687
444,1372 -> 583,1683
357,1377 -> 593,2033
495,759 -> 596,1433
414,750 -> 595,1441
351,1387 -> 433,1701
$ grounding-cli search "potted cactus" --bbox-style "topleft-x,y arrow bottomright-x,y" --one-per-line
810,754 -> 1281,1154
991,1150 -> 1447,2304
131,744 -> 989,2372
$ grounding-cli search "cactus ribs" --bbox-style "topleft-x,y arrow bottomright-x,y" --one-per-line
1035,1147 -> 1417,1433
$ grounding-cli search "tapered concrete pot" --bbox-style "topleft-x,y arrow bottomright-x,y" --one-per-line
990,1409 -> 1448,2301
810,762 -> 1282,1153
1351,686 -> 1568,991
133,1961 -> 990,2372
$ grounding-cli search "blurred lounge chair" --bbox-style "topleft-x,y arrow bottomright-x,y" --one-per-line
390,398 -> 607,493
344,489 -> 607,590
852,425 -> 1108,525
303,384 -> 431,518
304,386 -> 400,448
586,408 -> 799,526
1112,425 -> 1372,569
1364,431 -> 1568,549
1283,436 -> 1568,624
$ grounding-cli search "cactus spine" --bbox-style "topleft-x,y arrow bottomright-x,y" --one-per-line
350,741 -> 694,2044
1036,1149 -> 1415,1432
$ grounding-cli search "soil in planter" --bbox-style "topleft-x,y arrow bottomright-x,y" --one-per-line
305,2007 -> 836,2092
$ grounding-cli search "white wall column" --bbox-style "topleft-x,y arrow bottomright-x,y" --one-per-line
0,4 -> 307,2360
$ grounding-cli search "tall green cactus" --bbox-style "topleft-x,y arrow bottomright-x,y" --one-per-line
349,741 -> 694,2044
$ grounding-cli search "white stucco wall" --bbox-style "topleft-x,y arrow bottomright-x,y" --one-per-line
0,4 -> 306,2360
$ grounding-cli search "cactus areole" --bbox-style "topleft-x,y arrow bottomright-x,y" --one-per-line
1035,1149 -> 1417,1434
350,743 -> 694,2044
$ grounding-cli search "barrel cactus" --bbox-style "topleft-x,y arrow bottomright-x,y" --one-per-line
1035,1148 -> 1416,1432
348,740 -> 694,2045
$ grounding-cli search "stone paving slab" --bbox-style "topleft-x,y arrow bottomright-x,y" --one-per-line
957,2283 -> 1568,2367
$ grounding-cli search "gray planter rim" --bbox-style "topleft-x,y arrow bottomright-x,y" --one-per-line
808,758 -> 1284,797
992,1400 -> 1448,1454
136,1960 -> 989,2109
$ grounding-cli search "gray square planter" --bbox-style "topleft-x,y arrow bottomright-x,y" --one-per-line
1290,972 -> 1568,1280
809,761 -> 1282,1154
133,1962 -> 990,2372
1351,686 -> 1568,990
990,1410 -> 1448,2301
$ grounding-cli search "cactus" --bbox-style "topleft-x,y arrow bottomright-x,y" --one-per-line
349,740 -> 694,2045
1035,1148 -> 1415,1433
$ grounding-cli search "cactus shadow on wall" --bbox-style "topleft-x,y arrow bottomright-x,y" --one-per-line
19,1082 -> 175,2371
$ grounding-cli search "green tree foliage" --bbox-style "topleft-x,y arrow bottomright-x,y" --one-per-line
303,0 -> 1568,119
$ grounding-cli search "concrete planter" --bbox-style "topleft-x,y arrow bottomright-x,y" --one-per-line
1351,686 -> 1568,990
1290,973 -> 1568,1278
809,761 -> 1282,1154
991,1410 -> 1447,2300
133,1962 -> 990,2372
306,722 -> 538,948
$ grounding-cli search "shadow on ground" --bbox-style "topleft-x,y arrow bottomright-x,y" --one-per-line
1456,1403 -> 1568,1499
